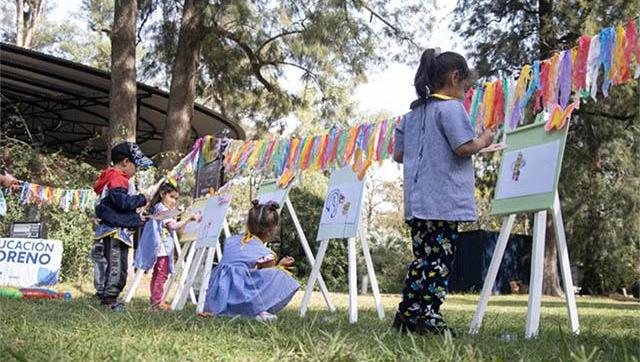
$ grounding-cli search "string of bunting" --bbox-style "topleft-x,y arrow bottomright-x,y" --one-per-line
219,17 -> 639,182
7,138 -> 207,213
13,181 -> 97,213
221,116 -> 401,183
5,17 -> 639,209
463,17 -> 640,133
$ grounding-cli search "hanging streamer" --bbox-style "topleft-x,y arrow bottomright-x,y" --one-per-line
627,19 -> 640,78
544,101 -> 580,131
558,50 -> 573,108
586,33 -> 602,101
599,27 -> 615,97
573,35 -> 591,94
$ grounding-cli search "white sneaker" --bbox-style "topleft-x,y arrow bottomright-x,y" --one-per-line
255,311 -> 278,322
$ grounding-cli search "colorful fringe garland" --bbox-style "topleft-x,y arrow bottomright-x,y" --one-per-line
9,18 -> 639,203
222,117 -> 402,180
464,17 -> 640,131
15,181 -> 96,213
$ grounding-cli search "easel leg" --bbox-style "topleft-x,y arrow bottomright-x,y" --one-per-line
470,214 -> 516,334
300,239 -> 329,317
196,242 -> 218,314
348,237 -> 358,323
163,234 -> 186,302
552,195 -> 579,335
170,244 -> 198,310
123,268 -> 145,303
526,210 -> 547,339
359,235 -> 384,320
285,198 -> 335,312
171,241 -> 195,310
176,247 -> 206,311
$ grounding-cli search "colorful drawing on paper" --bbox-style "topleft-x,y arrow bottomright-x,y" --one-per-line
494,140 -> 560,200
182,197 -> 208,242
325,189 -> 349,218
320,185 -> 358,225
511,152 -> 527,182
317,167 -> 365,240
195,194 -> 232,249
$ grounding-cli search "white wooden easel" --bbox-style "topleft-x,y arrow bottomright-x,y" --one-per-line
256,179 -> 335,313
171,219 -> 230,312
299,177 -> 384,323
283,197 -> 336,312
469,194 -> 579,339
300,235 -> 384,323
123,231 -> 203,304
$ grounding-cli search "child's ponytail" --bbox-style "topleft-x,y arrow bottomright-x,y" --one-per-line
410,48 -> 471,110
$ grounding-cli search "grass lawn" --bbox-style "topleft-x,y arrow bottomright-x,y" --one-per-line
0,281 -> 638,361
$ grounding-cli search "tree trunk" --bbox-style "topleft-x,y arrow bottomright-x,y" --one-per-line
16,0 -> 24,46
108,0 -> 138,159
15,0 -> 46,49
158,0 -> 208,170
22,0 -> 45,48
537,0 -> 563,296
542,219 -> 563,296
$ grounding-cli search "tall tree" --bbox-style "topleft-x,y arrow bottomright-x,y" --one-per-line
453,0 -> 640,295
108,0 -> 138,150
15,0 -> 46,48
158,0 -> 208,168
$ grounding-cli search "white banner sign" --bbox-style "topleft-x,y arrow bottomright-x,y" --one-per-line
0,238 -> 63,287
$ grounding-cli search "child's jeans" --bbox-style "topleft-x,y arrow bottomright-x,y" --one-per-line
101,236 -> 129,305
89,241 -> 108,298
150,256 -> 170,305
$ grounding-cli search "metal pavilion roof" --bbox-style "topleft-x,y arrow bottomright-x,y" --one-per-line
0,42 -> 245,165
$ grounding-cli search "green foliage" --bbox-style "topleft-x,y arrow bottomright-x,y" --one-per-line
452,0 -> 640,294
559,86 -> 640,294
139,0 -> 436,136
368,229 -> 412,294
0,140 -> 99,282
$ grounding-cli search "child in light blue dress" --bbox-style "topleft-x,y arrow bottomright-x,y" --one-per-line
203,200 -> 299,321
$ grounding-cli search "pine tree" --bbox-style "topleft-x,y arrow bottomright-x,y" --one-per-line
452,0 -> 640,294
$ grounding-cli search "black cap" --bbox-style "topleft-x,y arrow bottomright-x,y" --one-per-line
111,142 -> 154,169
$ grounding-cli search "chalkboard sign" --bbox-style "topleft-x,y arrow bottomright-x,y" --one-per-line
194,159 -> 222,198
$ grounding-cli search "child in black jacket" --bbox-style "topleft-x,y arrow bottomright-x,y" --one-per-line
92,142 -> 152,311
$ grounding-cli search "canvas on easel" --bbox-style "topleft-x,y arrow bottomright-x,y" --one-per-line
171,194 -> 232,313
255,179 -> 336,312
181,197 -> 209,242
299,166 -> 384,323
469,120 -> 579,339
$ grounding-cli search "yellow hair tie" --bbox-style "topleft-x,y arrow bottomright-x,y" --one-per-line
241,231 -> 253,244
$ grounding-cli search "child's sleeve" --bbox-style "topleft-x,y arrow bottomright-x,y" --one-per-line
256,254 -> 275,264
394,116 -> 405,154
164,218 -> 180,231
439,101 -> 476,152
108,188 -> 146,211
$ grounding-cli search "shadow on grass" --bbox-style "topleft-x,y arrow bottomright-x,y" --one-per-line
477,299 -> 640,311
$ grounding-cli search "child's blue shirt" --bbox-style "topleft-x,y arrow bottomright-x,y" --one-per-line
134,203 -> 176,273
395,98 -> 477,222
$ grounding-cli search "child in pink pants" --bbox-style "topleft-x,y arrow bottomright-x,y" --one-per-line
134,180 -> 201,308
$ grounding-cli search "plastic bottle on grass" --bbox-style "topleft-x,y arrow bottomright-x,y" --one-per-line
0,287 -> 23,299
